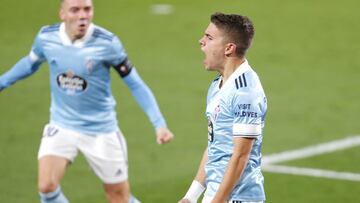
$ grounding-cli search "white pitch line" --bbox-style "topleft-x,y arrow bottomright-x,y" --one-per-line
263,135 -> 360,165
262,165 -> 360,182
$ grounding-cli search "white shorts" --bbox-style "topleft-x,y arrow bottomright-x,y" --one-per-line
202,195 -> 264,203
38,124 -> 128,184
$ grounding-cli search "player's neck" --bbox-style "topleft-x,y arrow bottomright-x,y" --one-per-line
220,57 -> 245,86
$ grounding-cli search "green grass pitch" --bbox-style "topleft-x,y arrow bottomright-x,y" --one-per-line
1,0 -> 360,202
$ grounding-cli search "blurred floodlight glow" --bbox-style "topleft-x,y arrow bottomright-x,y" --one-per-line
150,4 -> 174,15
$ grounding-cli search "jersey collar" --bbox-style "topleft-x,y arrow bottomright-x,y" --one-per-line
59,23 -> 94,48
218,59 -> 251,90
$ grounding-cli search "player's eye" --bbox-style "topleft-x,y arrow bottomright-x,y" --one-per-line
69,7 -> 79,13
84,6 -> 92,12
205,34 -> 213,40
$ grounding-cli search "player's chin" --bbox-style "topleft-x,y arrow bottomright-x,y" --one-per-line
204,63 -> 217,71
75,30 -> 86,38
79,28 -> 87,34
203,61 -> 209,70
203,60 -> 213,70
77,25 -> 88,34
204,65 -> 213,71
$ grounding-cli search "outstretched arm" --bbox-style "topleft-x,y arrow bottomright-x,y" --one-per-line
0,55 -> 42,91
117,64 -> 174,144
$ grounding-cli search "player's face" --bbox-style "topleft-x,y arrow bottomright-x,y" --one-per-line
60,0 -> 93,41
199,23 -> 227,71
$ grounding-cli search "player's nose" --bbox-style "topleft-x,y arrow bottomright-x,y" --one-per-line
79,9 -> 89,19
199,37 -> 205,47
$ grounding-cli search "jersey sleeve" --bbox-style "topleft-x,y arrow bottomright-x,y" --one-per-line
122,68 -> 167,129
0,28 -> 45,90
108,36 -> 128,67
29,28 -> 46,62
231,90 -> 266,138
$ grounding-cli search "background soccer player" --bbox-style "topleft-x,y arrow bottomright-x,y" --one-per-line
0,0 -> 174,202
179,13 -> 267,203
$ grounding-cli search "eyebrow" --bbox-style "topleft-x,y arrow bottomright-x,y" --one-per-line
68,5 -> 92,9
205,33 -> 213,38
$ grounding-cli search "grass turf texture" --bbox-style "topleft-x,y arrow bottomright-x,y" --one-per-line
1,0 -> 360,202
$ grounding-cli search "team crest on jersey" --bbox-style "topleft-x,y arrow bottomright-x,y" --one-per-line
57,70 -> 88,95
85,59 -> 94,74
213,104 -> 221,121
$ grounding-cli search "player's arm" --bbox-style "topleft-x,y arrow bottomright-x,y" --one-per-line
211,137 -> 254,203
0,27 -> 46,92
114,59 -> 174,144
0,54 -> 43,91
178,148 -> 208,203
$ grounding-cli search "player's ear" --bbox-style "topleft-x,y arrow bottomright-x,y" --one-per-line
59,7 -> 65,21
225,43 -> 237,57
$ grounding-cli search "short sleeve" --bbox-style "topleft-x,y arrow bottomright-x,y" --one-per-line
108,36 -> 128,67
231,91 -> 266,137
29,28 -> 46,62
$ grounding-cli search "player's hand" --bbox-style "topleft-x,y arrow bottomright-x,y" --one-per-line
156,127 -> 174,144
178,199 -> 191,203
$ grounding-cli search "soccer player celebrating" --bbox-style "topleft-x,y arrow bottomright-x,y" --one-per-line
179,13 -> 267,203
0,0 -> 174,202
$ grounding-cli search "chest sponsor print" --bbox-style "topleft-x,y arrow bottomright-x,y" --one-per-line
56,70 -> 88,95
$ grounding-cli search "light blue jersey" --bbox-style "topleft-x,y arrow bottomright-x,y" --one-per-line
0,23 -> 166,134
204,60 -> 267,201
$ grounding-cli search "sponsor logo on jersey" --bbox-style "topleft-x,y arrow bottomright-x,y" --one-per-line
234,104 -> 258,118
57,70 -> 88,95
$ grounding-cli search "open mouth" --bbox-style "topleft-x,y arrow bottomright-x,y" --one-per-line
78,22 -> 88,31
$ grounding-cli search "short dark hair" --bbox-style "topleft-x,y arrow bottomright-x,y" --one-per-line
211,12 -> 255,57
